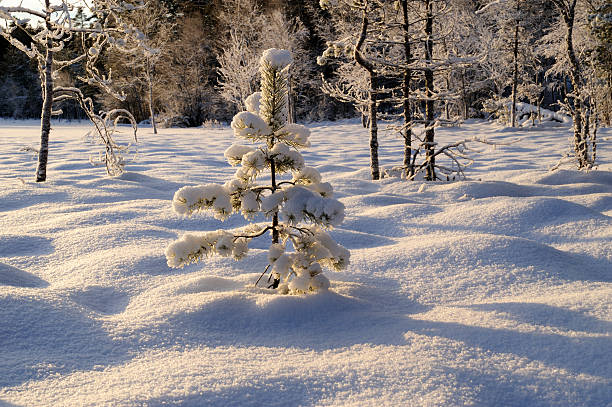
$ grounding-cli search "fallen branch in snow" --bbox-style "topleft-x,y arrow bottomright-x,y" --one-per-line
18,146 -> 39,159
254,264 -> 272,288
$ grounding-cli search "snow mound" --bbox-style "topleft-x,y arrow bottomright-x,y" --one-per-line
0,120 -> 610,406
69,286 -> 130,315
0,235 -> 54,257
0,263 -> 48,288
431,196 -> 608,237
533,169 -> 612,186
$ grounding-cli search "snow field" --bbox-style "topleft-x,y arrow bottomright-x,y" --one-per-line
0,119 -> 611,406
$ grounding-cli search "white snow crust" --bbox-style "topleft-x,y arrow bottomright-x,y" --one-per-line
0,118 -> 611,406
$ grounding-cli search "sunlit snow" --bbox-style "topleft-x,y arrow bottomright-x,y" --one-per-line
0,119 -> 610,406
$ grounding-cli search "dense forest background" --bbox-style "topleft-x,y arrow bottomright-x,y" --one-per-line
0,0 -> 610,127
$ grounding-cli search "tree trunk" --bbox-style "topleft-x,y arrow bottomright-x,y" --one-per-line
510,0 -> 520,128
591,110 -> 598,164
401,0 -> 413,177
148,82 -> 157,134
148,86 -> 157,134
564,0 -> 588,168
583,103 -> 591,163
553,0 -> 588,167
270,156 -> 279,244
445,74 -> 451,120
146,59 -> 157,134
461,69 -> 468,120
424,0 -> 436,181
369,72 -> 380,180
353,2 -> 380,180
36,5 -> 54,183
288,74 -> 295,124
573,97 -> 585,166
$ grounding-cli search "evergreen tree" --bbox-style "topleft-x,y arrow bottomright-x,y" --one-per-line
165,49 -> 349,293
0,25 -> 41,119
588,3 -> 612,126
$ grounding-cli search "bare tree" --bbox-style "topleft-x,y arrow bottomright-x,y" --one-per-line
0,0 -> 146,181
216,0 -> 266,112
544,0 -> 600,169
216,0 -> 311,122
319,0 -> 382,180
159,12 -> 219,127
119,0 -> 174,134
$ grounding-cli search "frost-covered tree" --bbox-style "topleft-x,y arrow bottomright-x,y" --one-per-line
165,49 -> 350,294
102,0 -> 174,134
393,0 -> 481,180
588,3 -> 612,126
542,0 -> 603,169
216,0 -> 313,122
158,11 -> 223,126
477,0 -> 547,127
320,0 -> 485,181
318,0 -> 385,180
216,0 -> 266,112
0,0 -> 145,181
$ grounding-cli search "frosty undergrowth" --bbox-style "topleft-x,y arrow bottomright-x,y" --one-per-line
165,48 -> 350,294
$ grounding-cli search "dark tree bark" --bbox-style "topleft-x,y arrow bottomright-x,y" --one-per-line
460,69 -> 468,120
401,0 -> 414,177
554,0 -> 589,167
368,72 -> 380,180
354,1 -> 380,180
270,156 -> 279,244
510,0 -> 520,128
424,0 -> 436,181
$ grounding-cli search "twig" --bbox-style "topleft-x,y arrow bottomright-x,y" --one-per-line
233,226 -> 272,241
254,264 -> 271,287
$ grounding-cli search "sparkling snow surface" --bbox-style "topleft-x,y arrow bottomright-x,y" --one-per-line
0,119 -> 611,406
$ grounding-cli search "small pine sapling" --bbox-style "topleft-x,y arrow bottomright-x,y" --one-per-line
165,49 -> 350,294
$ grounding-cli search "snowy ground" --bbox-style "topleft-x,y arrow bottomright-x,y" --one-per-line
0,119 -> 611,406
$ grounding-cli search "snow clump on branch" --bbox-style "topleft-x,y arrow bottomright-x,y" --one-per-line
245,92 -> 262,114
260,48 -> 293,69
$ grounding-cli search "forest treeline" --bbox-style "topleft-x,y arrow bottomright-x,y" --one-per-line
0,0 -> 610,128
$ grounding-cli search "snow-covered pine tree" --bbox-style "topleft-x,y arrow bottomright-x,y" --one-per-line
165,48 -> 350,294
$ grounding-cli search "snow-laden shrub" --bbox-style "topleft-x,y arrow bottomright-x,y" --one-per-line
165,48 -> 350,294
